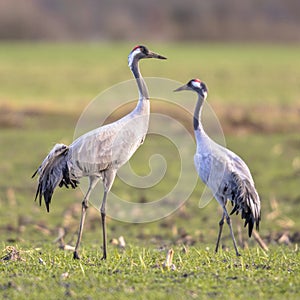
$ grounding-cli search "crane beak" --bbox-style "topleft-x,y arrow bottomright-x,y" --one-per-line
147,51 -> 167,60
174,84 -> 189,92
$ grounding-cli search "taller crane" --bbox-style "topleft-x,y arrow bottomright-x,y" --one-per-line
33,45 -> 167,260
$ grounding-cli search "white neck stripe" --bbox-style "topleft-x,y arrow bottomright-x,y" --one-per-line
128,48 -> 141,67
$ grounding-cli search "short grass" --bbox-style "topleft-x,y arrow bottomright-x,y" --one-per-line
1,244 -> 299,300
0,42 -> 300,299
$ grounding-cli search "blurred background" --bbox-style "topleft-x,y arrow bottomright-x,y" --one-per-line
0,0 -> 300,42
0,0 -> 299,253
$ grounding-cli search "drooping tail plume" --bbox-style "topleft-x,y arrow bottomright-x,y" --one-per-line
32,144 -> 78,212
230,173 -> 261,237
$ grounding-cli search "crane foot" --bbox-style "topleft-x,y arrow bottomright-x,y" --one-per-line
73,251 -> 80,260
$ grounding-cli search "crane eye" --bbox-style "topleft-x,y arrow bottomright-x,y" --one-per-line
140,46 -> 148,55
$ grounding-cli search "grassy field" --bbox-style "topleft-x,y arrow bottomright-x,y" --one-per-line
1,244 -> 299,300
0,42 -> 300,299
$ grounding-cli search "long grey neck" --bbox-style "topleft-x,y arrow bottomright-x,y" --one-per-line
130,59 -> 149,100
193,94 -> 205,132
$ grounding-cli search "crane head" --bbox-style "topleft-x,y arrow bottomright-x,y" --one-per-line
174,79 -> 208,99
128,45 -> 167,67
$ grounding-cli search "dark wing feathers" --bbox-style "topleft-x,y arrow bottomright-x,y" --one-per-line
33,144 -> 78,212
230,172 -> 261,237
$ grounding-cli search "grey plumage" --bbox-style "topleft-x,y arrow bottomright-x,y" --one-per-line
175,79 -> 261,256
33,45 -> 166,259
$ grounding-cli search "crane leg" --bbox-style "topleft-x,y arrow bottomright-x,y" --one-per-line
73,176 -> 99,260
100,191 -> 108,260
225,214 -> 241,256
100,169 -> 116,260
215,212 -> 225,253
73,199 -> 88,260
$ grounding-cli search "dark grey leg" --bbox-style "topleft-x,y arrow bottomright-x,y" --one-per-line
73,176 -> 99,259
100,191 -> 108,260
225,214 -> 241,256
215,212 -> 225,253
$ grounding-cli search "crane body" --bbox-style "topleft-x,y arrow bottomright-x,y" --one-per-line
33,45 -> 166,259
175,79 -> 261,256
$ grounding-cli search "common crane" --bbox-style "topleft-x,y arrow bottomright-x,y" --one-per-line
174,79 -> 261,256
33,45 -> 167,260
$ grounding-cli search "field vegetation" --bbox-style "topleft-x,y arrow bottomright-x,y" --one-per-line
0,42 -> 299,299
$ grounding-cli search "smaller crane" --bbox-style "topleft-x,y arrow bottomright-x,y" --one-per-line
175,79 -> 261,256
33,45 -> 166,260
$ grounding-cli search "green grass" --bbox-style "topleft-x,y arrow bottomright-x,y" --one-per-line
1,245 -> 299,300
0,42 -> 300,299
